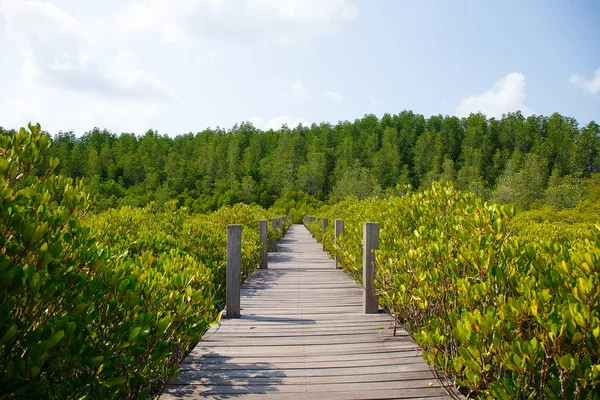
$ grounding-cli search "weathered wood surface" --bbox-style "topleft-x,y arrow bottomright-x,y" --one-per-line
162,224 -> 458,399
226,225 -> 241,319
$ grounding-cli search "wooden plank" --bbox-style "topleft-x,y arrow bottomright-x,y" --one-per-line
202,328 -> 401,337
188,344 -> 422,358
163,393 -> 454,400
161,382 -> 449,396
181,356 -> 429,371
181,350 -> 424,366
201,334 -> 417,346
172,371 -> 437,385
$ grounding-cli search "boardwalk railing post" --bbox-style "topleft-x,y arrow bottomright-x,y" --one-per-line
278,217 -> 283,235
322,218 -> 328,250
259,220 -> 268,269
270,218 -> 278,252
363,222 -> 379,314
226,224 -> 242,318
334,219 -> 344,269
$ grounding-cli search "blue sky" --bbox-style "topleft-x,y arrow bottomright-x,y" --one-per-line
0,0 -> 598,135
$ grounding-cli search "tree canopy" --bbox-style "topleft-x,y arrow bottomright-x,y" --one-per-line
3,111 -> 597,212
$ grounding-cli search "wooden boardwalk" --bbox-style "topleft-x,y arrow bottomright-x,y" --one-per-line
161,224 -> 456,399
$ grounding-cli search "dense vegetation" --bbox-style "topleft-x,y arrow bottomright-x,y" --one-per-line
2,111 -> 598,213
1,110 -> 599,398
307,185 -> 600,398
0,125 -> 289,398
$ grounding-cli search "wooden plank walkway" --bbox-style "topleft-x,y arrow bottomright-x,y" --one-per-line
161,224 -> 456,399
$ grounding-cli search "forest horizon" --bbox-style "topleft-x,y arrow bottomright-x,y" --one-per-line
2,109 -> 598,213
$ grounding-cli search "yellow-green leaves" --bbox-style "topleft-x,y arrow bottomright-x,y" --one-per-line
309,182 -> 600,398
1,125 -> 282,398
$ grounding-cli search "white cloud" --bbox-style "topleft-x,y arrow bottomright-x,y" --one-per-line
106,50 -> 176,100
323,90 -> 344,103
0,0 -> 358,134
456,72 -> 531,118
248,116 -> 307,130
569,68 -> 600,94
1,1 -> 174,100
113,0 -> 223,45
0,0 -> 175,133
248,116 -> 266,127
0,88 -> 163,135
112,0 -> 358,46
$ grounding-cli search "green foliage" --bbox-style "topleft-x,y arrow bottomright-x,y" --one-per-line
30,111 -> 599,211
269,190 -> 326,224
0,125 -> 288,398
513,203 -> 600,246
307,183 -> 600,398
545,168 -> 584,209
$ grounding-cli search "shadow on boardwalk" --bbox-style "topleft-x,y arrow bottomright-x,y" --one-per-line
164,352 -> 285,398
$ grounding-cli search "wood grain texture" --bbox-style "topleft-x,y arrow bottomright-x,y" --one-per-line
161,224 -> 460,399
226,224 -> 241,319
270,218 -> 277,252
259,220 -> 268,269
363,222 -> 379,314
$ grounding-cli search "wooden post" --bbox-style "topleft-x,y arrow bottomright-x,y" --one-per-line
278,217 -> 283,238
270,218 -> 277,252
226,224 -> 241,318
322,218 -> 328,250
334,219 -> 344,269
363,222 -> 379,314
259,220 -> 267,269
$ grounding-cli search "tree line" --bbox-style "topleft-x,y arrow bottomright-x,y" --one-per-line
2,111 -> 598,212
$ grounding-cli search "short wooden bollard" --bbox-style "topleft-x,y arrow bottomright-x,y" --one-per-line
226,224 -> 242,318
278,217 -> 283,241
259,220 -> 268,269
270,218 -> 277,252
334,219 -> 344,269
322,218 -> 328,250
363,222 -> 379,314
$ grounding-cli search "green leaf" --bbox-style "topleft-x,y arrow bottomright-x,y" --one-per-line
45,330 -> 65,349
104,376 -> 127,387
119,279 -> 130,294
129,327 -> 142,341
0,157 -> 8,174
0,324 -> 18,346
157,318 -> 171,335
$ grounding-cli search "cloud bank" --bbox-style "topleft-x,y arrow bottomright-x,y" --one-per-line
456,72 -> 531,118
